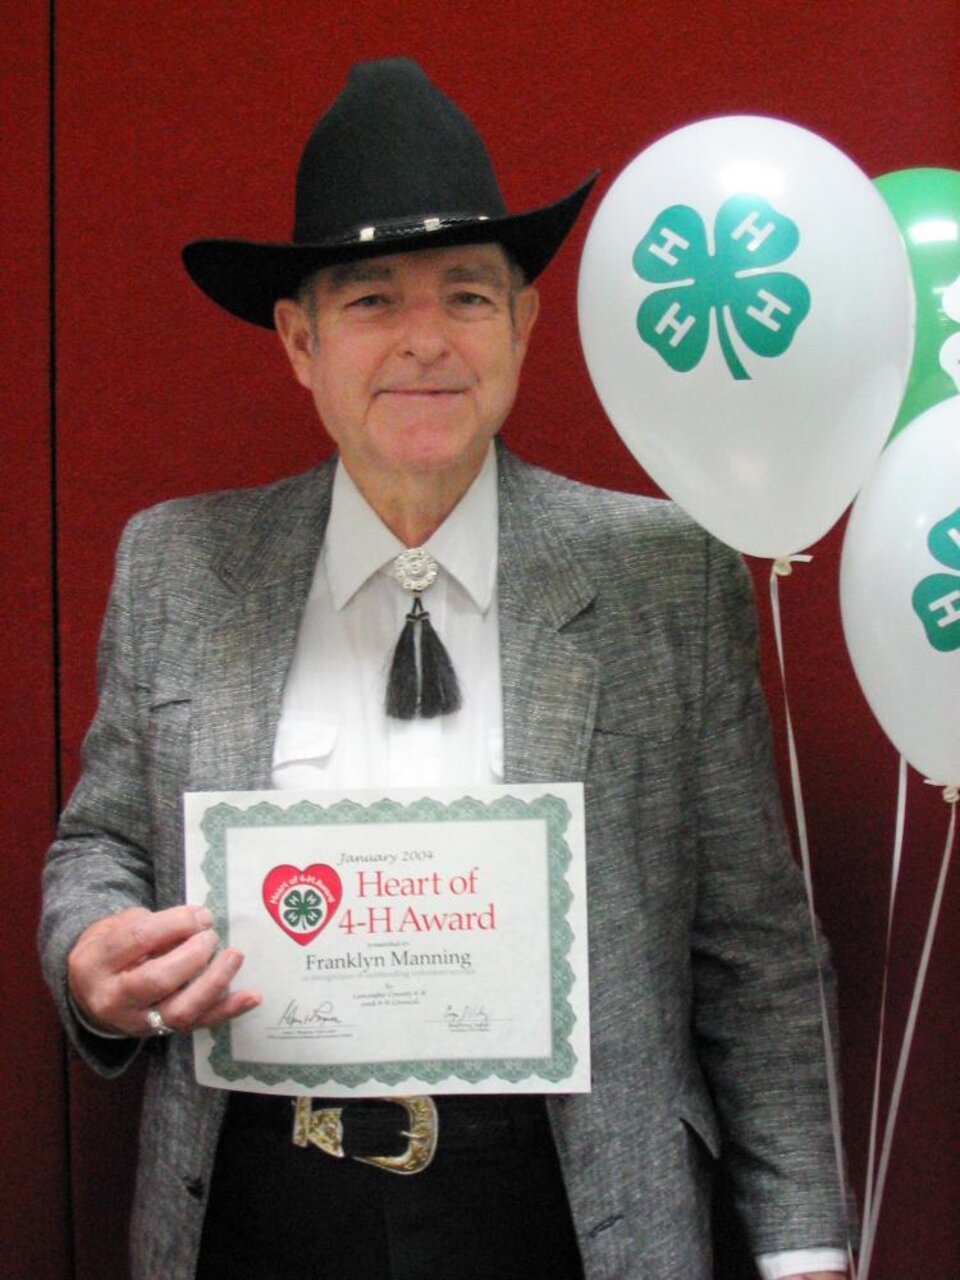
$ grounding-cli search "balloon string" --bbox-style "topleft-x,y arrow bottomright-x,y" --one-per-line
859,755 -> 908,1276
768,559 -> 856,1277
856,788 -> 956,1279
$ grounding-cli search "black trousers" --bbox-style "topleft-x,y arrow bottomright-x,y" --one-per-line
197,1093 -> 585,1279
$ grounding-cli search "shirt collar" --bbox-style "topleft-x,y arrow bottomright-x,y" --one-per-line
324,445 -> 499,612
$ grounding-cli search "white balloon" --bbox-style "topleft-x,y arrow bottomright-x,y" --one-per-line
840,396 -> 960,785
578,115 -> 913,559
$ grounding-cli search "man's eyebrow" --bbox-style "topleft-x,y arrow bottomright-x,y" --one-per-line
443,264 -> 510,290
320,259 -> 510,293
324,262 -> 395,290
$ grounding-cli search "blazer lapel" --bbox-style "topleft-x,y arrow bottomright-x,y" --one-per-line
497,449 -> 600,784
190,463 -> 335,793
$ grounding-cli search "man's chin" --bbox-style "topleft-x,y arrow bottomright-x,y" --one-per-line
376,429 -> 492,477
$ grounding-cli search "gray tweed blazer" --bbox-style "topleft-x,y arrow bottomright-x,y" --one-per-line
40,445 -> 848,1278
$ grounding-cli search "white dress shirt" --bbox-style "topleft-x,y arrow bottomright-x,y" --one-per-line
270,445 -> 846,1280
272,444 -> 502,791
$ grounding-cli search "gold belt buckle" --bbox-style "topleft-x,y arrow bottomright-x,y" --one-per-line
292,1095 -> 438,1175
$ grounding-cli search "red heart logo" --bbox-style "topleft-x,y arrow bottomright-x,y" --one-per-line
262,864 -> 343,946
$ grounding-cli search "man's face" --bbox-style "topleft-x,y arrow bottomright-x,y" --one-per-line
275,244 -> 538,505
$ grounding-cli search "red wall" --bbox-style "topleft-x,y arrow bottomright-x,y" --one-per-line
0,4 -> 70,1276
7,2 -> 957,1275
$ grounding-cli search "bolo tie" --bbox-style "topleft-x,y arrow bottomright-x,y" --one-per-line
385,549 -> 462,720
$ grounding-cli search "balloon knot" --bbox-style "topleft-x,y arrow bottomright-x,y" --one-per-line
925,779 -> 959,804
772,554 -> 813,578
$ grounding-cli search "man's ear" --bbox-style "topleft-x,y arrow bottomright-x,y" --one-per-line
512,285 -> 539,357
274,298 -> 315,390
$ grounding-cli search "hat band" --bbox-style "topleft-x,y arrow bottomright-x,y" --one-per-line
294,211 -> 496,248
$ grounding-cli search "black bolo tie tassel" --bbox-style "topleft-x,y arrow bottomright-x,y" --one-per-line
386,550 -> 462,720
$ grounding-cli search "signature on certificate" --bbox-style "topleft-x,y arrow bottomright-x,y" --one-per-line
442,1004 -> 491,1032
274,999 -> 342,1029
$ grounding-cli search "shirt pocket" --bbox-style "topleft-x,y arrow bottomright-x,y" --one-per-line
271,712 -> 340,784
489,730 -> 504,782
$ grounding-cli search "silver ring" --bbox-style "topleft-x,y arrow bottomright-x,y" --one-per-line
146,1008 -> 174,1037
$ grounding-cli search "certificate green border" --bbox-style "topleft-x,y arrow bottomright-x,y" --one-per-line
198,793 -> 579,1089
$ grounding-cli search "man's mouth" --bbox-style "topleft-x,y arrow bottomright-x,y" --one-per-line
378,386 -> 465,396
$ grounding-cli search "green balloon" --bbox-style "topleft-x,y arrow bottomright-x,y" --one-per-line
875,167 -> 960,442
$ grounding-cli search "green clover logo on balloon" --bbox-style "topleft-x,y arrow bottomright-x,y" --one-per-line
912,508 -> 960,653
282,887 -> 325,931
633,194 -> 811,381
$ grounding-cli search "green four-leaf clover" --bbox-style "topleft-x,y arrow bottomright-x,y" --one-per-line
282,887 -> 324,931
912,507 -> 960,653
633,194 -> 811,380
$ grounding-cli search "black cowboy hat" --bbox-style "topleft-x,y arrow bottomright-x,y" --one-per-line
182,58 -> 597,328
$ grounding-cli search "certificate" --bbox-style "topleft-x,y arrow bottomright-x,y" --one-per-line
184,784 -> 589,1097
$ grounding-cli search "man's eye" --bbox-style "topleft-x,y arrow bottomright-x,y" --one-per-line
349,293 -> 385,308
452,291 -> 492,306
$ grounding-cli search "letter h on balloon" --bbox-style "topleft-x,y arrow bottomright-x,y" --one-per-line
911,507 -> 960,653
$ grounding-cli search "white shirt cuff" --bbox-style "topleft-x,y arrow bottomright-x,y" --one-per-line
756,1247 -> 848,1278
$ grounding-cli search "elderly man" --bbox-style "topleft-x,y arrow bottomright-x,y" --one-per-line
41,58 -> 850,1279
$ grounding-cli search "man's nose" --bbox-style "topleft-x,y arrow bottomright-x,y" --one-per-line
398,300 -> 450,362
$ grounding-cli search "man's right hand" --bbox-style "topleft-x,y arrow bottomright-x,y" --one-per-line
68,905 -> 261,1038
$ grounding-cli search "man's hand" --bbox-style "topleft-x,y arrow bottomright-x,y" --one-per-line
68,905 -> 261,1038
